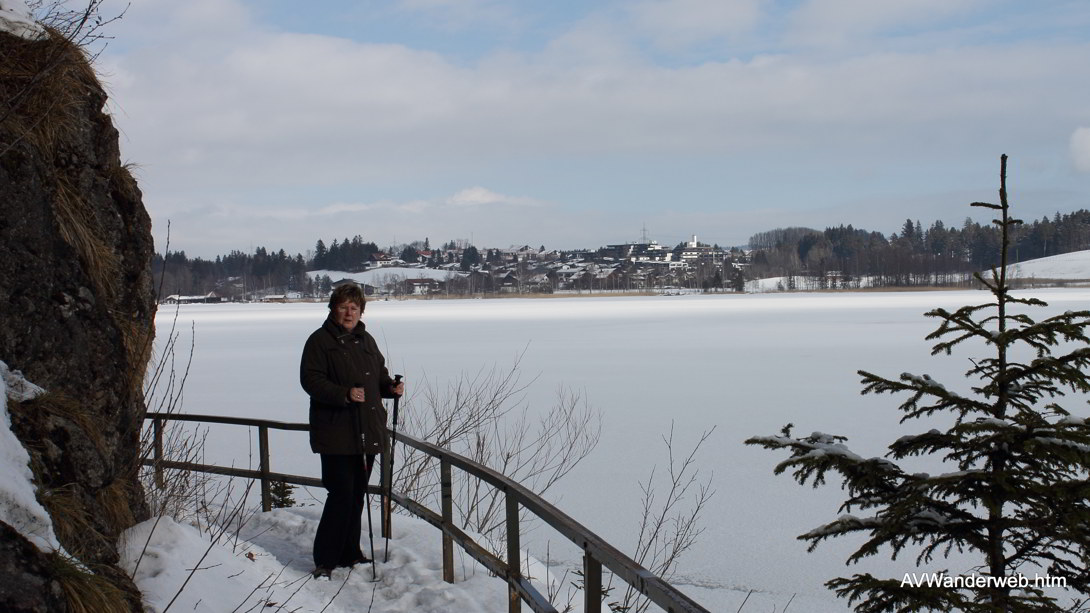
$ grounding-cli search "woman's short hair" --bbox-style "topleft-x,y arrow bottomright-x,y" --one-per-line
328,283 -> 366,310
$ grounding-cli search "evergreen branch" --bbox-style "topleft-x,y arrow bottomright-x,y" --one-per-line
1025,347 -> 1090,386
745,430 -> 904,492
888,429 -> 962,461
924,305 -> 997,356
801,499 -> 986,565
827,573 -> 967,613
858,370 -> 991,421
1003,311 -> 1090,356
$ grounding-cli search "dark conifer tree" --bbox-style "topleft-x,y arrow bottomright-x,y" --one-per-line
460,245 -> 481,271
269,480 -> 296,508
747,156 -> 1090,612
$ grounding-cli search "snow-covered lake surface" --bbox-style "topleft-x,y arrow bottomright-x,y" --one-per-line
142,287 -> 1090,611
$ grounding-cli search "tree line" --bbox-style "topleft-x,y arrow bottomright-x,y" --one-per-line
153,247 -> 309,297
312,236 -> 381,272
745,210 -> 1090,287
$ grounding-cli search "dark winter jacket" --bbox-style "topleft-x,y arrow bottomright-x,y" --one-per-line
300,316 -> 395,455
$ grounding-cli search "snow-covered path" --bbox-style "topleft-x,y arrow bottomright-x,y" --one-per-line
121,508 -> 514,613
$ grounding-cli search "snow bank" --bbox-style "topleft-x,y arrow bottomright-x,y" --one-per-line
121,504 -> 560,613
0,0 -> 45,39
0,360 -> 60,552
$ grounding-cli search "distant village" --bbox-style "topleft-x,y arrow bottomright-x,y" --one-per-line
163,236 -> 749,303
158,209 -> 1090,303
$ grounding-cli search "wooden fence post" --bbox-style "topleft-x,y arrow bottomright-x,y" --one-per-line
506,492 -> 521,613
441,458 -> 454,583
584,553 -> 602,613
153,417 -> 164,488
259,425 -> 271,512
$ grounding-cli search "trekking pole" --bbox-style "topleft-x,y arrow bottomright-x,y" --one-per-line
364,469 -> 378,581
355,382 -> 379,581
384,374 -> 403,563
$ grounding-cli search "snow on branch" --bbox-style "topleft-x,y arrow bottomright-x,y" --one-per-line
745,427 -> 904,492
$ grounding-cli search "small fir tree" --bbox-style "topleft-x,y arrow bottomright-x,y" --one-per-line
269,479 -> 296,509
746,155 -> 1090,612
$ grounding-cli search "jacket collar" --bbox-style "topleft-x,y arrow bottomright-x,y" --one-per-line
323,315 -> 367,340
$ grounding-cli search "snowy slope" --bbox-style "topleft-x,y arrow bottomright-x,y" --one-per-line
1008,249 -> 1090,280
308,267 -> 464,285
0,0 -> 45,39
746,249 -> 1090,292
120,508 -> 526,613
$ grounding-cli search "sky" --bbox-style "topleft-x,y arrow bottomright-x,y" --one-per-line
72,0 -> 1090,258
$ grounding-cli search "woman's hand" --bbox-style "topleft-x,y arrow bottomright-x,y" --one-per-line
392,381 -> 405,397
348,387 -> 365,403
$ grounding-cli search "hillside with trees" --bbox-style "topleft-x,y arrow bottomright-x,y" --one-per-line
746,211 -> 1090,288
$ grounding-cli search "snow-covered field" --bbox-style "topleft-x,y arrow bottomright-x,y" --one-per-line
1009,249 -> 1090,281
5,281 -> 1090,612
138,284 -> 1090,612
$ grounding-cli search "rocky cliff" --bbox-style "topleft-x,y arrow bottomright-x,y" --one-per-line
1,24 -> 156,612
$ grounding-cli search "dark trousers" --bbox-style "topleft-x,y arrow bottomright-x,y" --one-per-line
313,453 -> 375,569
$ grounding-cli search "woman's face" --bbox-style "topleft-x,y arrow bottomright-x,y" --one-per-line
332,300 -> 362,330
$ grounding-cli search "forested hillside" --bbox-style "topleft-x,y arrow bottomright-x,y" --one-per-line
154,247 -> 309,298
746,211 -> 1090,286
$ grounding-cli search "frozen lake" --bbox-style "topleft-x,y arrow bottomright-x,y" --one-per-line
152,288 -> 1090,612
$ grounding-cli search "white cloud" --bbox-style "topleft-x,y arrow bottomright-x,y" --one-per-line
96,0 -> 1090,257
1072,127 -> 1090,173
785,0 -> 984,48
627,0 -> 768,49
318,189 -> 540,215
446,187 -> 540,207
320,202 -> 380,215
107,1 -> 1086,183
393,0 -> 520,31
113,34 -> 1081,193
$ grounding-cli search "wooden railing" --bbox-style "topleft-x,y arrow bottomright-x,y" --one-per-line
145,412 -> 710,613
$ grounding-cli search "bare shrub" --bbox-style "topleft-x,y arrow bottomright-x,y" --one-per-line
394,351 -> 601,552
138,306 -> 210,520
607,424 -> 716,613
27,0 -> 128,56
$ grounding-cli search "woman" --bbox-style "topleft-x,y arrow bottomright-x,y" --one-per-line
300,283 -> 404,579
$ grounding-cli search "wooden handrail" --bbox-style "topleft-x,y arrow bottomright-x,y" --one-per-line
394,431 -> 708,613
143,411 -> 709,613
